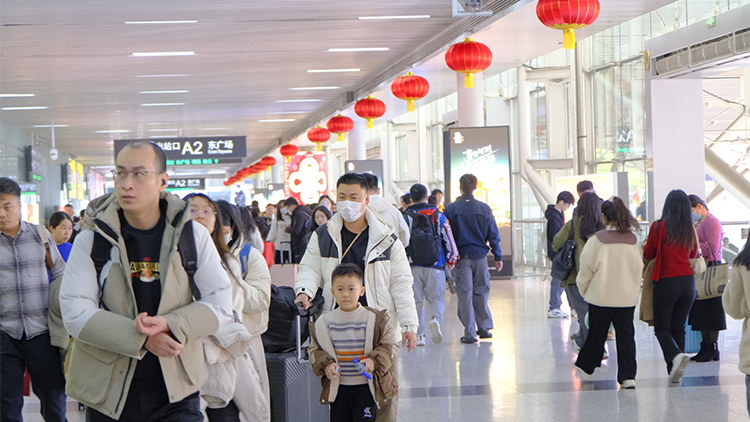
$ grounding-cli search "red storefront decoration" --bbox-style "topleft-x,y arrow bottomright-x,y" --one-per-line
327,115 -> 354,142
307,126 -> 331,151
261,156 -> 277,172
284,151 -> 328,205
391,72 -> 429,112
280,144 -> 299,162
354,96 -> 386,129
536,0 -> 600,50
445,38 -> 492,89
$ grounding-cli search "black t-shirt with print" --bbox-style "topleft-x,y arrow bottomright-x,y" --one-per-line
119,199 -> 166,383
340,225 -> 369,306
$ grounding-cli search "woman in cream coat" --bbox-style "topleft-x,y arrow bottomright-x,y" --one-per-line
722,235 -> 750,416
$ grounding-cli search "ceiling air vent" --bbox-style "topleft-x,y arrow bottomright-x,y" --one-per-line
736,27 -> 750,54
654,48 -> 690,76
690,35 -> 734,66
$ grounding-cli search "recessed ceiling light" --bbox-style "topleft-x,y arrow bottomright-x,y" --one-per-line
33,124 -> 69,128
259,119 -> 296,123
125,20 -> 198,24
200,128 -> 232,130
135,74 -> 189,78
358,15 -> 430,20
97,130 -> 130,133
131,52 -> 195,57
277,99 -> 321,103
139,90 -> 189,94
149,128 -> 179,132
1,106 -> 48,110
307,68 -> 360,73
289,86 -> 340,91
141,103 -> 185,106
327,48 -> 389,52
0,93 -> 35,98
149,135 -> 177,139
208,170 -> 226,175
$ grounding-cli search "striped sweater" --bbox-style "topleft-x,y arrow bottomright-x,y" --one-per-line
327,305 -> 369,385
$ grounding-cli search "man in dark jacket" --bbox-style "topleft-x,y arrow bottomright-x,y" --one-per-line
545,191 -> 575,318
444,174 -> 502,344
284,197 -> 312,263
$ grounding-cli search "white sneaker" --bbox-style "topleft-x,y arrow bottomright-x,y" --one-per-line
607,328 -> 616,341
429,319 -> 443,344
575,365 -> 592,382
669,353 -> 690,383
621,379 -> 636,389
416,334 -> 426,347
548,309 -> 570,318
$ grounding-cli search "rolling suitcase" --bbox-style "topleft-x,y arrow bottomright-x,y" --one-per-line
265,305 -> 329,422
270,243 -> 297,287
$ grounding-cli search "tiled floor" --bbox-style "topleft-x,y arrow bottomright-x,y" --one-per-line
22,275 -> 749,421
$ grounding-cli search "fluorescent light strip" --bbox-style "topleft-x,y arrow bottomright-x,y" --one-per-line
328,47 -> 389,52
259,119 -> 296,123
149,129 -> 178,132
289,86 -> 339,90
33,124 -> 69,128
141,103 -> 185,106
139,90 -> 189,94
208,170 -> 226,175
0,93 -> 35,98
307,68 -> 360,73
136,74 -> 189,78
132,52 -> 195,57
150,135 -> 176,139
277,99 -> 320,103
200,128 -> 231,130
125,20 -> 198,24
273,111 -> 308,115
1,106 -> 47,110
358,15 -> 430,20
97,130 -> 130,133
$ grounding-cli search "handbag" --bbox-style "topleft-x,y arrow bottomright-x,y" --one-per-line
689,227 -> 707,276
640,221 -> 660,325
551,220 -> 576,281
695,226 -> 729,300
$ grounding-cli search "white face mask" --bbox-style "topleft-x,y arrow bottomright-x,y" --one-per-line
337,200 -> 364,223
224,232 -> 232,245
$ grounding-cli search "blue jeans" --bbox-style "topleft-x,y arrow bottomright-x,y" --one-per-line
0,330 -> 68,422
549,278 -> 565,310
746,375 -> 750,417
565,284 -> 589,348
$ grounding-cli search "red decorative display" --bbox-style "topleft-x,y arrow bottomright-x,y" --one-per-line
280,144 -> 299,162
307,126 -> 331,151
445,38 -> 492,88
327,115 -> 354,142
354,96 -> 386,129
391,72 -> 429,112
536,0 -> 600,50
261,156 -> 277,172
284,151 -> 328,205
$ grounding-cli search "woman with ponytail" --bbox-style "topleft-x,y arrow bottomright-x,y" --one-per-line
574,196 -> 643,389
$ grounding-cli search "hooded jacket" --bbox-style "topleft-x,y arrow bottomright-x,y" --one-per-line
294,209 -> 418,333
723,264 -> 750,375
367,194 -> 410,248
289,205 -> 313,263
60,192 -> 233,419
544,205 -> 564,261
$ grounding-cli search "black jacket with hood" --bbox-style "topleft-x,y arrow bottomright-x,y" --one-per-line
545,205 -> 564,260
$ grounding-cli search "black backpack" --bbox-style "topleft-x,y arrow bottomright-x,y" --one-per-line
405,209 -> 443,267
262,285 -> 325,353
551,220 -> 576,281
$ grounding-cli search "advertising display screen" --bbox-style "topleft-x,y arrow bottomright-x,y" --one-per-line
88,170 -> 106,201
446,127 -> 513,277
114,137 -> 247,166
67,159 -> 85,200
284,151 -> 328,206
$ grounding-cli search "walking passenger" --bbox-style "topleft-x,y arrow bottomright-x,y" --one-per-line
0,177 -> 69,422
266,200 -> 292,264
545,191 -> 575,318
362,173 -> 410,248
49,211 -> 74,263
60,141 -> 233,421
444,174 -> 503,344
688,194 -> 726,362
574,197 -> 643,389
643,189 -> 699,383
404,184 -> 459,346
284,197 -> 312,264
722,234 -> 750,416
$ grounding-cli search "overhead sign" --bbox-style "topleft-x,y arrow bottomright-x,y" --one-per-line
114,137 -> 247,166
166,177 -> 205,191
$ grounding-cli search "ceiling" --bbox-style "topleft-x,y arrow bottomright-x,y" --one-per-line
0,0 -> 675,173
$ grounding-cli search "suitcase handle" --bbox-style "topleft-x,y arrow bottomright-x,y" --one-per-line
295,303 -> 311,364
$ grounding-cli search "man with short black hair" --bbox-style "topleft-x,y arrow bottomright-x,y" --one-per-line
60,140 -> 232,421
430,189 -> 444,212
0,177 -> 69,422
284,197 -> 312,263
444,174 -> 503,344
64,204 -> 75,218
400,194 -> 412,213
404,184 -> 458,346
577,180 -> 594,197
361,173 -> 410,247
545,191 -> 575,319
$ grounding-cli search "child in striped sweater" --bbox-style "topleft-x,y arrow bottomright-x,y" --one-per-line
309,264 -> 401,422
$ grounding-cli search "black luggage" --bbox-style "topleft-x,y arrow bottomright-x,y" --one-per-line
262,286 -> 324,353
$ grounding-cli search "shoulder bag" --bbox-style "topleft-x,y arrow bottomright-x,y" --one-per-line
551,220 -> 576,281
696,223 -> 729,300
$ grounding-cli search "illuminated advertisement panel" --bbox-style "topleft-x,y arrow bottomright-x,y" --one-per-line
284,151 -> 328,206
446,127 -> 512,277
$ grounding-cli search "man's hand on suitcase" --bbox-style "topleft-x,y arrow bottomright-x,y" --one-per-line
295,293 -> 312,310
402,332 -> 417,352
325,362 -> 340,380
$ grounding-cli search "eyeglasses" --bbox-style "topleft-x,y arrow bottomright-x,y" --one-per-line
111,169 -> 157,184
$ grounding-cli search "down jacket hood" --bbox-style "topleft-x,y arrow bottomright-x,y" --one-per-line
545,204 -> 560,221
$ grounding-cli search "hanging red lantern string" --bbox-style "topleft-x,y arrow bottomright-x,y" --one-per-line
327,115 -> 354,142
536,0 -> 600,50
354,96 -> 386,129
445,38 -> 493,89
280,144 -> 299,162
391,72 -> 429,112
261,156 -> 277,172
307,126 -> 331,151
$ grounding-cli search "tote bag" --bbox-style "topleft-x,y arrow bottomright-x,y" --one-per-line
551,220 -> 576,281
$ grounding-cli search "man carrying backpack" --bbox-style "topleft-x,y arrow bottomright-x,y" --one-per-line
60,141 -> 232,422
404,184 -> 458,346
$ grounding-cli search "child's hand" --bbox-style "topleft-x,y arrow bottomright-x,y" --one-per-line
325,362 -> 340,380
360,358 -> 375,374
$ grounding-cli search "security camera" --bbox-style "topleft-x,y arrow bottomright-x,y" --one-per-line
464,0 -> 482,8
50,148 -> 59,161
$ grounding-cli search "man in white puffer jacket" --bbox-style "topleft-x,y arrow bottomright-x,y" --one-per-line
294,173 -> 418,422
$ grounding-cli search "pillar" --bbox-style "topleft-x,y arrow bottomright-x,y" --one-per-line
348,122 -> 367,161
271,151 -> 284,185
457,71 -> 484,127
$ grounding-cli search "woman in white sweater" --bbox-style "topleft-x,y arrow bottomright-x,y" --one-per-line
574,196 -> 643,389
266,200 -> 292,264
722,235 -> 750,416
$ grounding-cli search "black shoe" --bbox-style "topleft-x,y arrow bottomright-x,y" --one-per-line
477,329 -> 492,339
460,336 -> 478,344
693,342 -> 719,362
690,342 -> 709,361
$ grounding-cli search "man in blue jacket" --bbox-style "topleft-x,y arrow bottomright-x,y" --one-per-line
444,174 -> 502,344
545,191 -> 575,318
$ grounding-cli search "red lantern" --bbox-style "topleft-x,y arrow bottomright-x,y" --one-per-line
445,38 -> 492,89
261,156 -> 276,172
537,0 -> 600,50
354,96 -> 386,129
327,115 -> 354,142
307,126 -> 331,151
391,72 -> 429,112
280,144 -> 299,162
